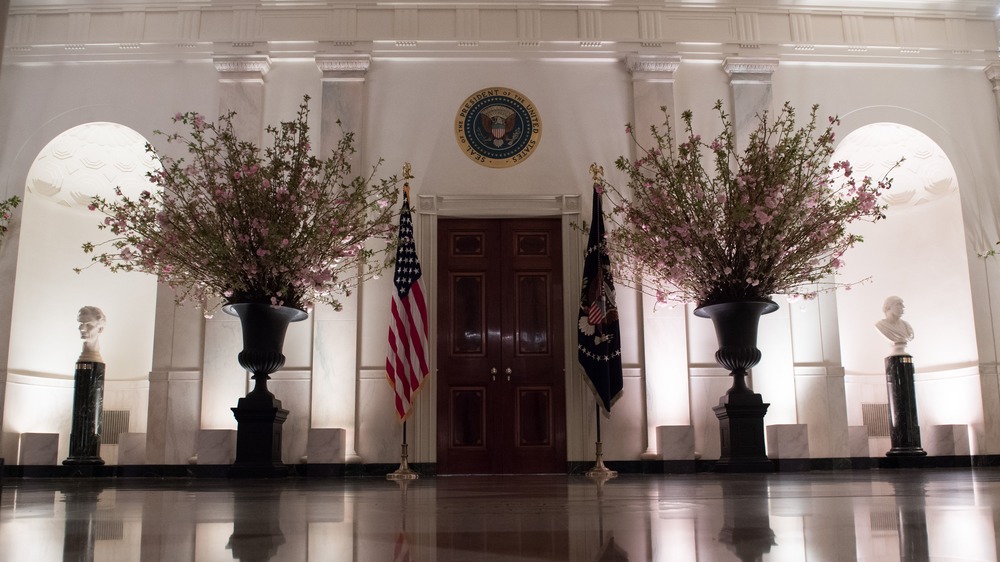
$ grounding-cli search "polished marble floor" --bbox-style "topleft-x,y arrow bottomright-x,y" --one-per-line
2,468 -> 998,561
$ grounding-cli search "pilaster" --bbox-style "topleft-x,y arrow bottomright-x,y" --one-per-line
311,53 -> 371,463
625,55 -> 690,458
626,55 -> 680,149
213,54 -> 270,143
724,57 -> 779,150
985,63 -> 1000,136
316,53 -> 371,160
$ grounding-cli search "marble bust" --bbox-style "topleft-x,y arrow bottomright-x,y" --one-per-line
875,296 -> 914,356
77,306 -> 106,363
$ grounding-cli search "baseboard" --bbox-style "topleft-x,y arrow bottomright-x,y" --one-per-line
3,456 -> 999,478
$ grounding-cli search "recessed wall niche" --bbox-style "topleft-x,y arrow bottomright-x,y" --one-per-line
831,122 -> 980,440
3,122 -> 158,462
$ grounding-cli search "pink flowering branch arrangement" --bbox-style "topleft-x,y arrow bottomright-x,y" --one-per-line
80,96 -> 406,312
603,100 -> 902,307
0,195 -> 21,244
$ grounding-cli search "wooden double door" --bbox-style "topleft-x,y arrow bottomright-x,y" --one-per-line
437,218 -> 567,474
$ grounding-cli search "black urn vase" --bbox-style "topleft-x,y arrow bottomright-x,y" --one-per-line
694,300 -> 778,472
224,302 -> 308,476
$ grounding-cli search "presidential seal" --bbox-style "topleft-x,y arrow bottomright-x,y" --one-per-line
455,87 -> 541,168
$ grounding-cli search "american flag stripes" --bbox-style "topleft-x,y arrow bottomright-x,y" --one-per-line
386,185 -> 430,421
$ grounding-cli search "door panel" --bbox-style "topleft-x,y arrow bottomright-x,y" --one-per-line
437,218 -> 566,474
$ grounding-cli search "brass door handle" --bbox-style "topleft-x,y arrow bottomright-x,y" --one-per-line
491,367 -> 497,382
505,367 -> 511,381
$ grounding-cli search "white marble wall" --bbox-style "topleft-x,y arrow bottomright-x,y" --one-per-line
926,425 -> 971,456
118,432 -> 147,464
656,426 -> 695,460
2,373 -> 73,462
306,428 -> 345,464
2,3 -> 1000,465
18,432 -> 58,465
196,429 -> 235,464
766,424 -> 810,459
146,371 -> 201,465
271,370 -> 311,464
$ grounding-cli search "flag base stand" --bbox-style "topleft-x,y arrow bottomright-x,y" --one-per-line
387,442 -> 419,481
586,441 -> 617,480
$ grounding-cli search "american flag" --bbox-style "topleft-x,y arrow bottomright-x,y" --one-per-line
386,185 -> 430,420
393,532 -> 413,562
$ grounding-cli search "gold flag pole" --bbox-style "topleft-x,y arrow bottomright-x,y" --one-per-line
387,421 -> 419,481
388,162 -> 420,481
586,403 -> 617,480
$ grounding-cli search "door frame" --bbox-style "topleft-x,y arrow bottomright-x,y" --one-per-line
406,194 -> 589,469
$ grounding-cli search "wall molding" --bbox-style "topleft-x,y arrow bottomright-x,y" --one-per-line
5,3 -> 997,66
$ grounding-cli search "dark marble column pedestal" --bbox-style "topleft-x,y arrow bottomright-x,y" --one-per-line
885,355 -> 926,457
713,391 -> 773,473
63,361 -> 105,466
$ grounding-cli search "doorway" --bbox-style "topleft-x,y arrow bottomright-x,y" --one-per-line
436,218 -> 568,474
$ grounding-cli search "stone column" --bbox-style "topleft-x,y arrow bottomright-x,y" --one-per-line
787,289 -> 851,458
885,355 -> 926,457
625,55 -> 691,459
146,286 -> 205,465
311,54 -> 371,463
63,361 -> 106,465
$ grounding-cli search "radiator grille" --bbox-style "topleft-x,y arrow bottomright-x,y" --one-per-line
94,519 -> 124,541
100,410 -> 130,445
870,509 -> 899,533
862,403 -> 891,437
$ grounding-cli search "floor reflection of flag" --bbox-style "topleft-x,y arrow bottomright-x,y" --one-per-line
394,532 -> 412,562
596,534 -> 629,561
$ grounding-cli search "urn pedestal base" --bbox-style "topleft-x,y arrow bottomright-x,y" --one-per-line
713,391 -> 774,473
229,391 -> 289,478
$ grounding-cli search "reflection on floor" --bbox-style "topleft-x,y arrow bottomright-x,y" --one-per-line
1,469 -> 998,561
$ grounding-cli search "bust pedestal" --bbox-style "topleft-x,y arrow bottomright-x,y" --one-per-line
63,361 -> 106,465
885,355 -> 926,457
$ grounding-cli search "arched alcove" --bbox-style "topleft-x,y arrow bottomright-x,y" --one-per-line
3,122 -> 159,463
832,122 -> 982,451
